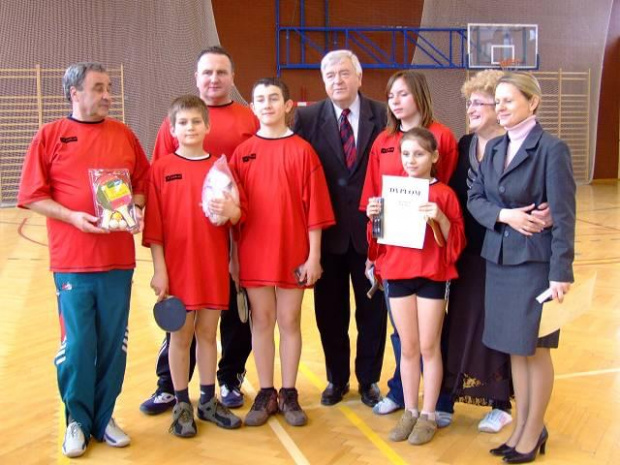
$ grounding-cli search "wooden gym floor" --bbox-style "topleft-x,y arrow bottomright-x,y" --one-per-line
0,180 -> 618,465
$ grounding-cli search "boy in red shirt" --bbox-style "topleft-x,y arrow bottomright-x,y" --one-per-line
230,78 -> 335,427
143,95 -> 242,437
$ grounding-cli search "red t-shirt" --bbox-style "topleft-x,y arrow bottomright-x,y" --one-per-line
359,121 -> 458,211
152,101 -> 259,163
143,154 -> 231,310
230,134 -> 335,288
18,117 -> 150,272
368,180 -> 466,281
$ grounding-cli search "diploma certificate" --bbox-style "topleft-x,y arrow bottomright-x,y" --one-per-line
378,176 -> 429,249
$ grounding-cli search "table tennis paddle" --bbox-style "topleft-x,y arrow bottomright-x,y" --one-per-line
95,173 -> 136,230
426,218 -> 445,247
153,296 -> 186,332
236,286 -> 249,324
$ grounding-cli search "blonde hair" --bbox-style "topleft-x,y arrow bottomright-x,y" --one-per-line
461,69 -> 504,99
497,72 -> 542,114
385,70 -> 434,134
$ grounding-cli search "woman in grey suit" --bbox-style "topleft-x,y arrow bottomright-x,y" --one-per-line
468,72 -> 576,463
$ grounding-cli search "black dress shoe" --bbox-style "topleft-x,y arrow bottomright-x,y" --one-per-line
490,443 -> 515,457
321,383 -> 350,406
359,383 -> 381,407
503,427 -> 548,464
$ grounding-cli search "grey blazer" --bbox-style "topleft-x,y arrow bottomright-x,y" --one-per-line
467,123 -> 576,282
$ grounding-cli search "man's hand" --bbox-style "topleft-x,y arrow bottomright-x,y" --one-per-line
67,211 -> 108,234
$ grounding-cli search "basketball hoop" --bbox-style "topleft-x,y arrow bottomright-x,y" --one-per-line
498,58 -> 522,70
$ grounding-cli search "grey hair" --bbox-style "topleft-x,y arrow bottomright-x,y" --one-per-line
62,62 -> 107,102
320,50 -> 363,77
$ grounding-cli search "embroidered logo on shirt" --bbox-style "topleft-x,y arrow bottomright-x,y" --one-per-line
60,136 -> 78,144
380,147 -> 395,154
165,174 -> 183,182
242,153 -> 257,163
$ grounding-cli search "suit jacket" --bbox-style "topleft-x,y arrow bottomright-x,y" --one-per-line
467,123 -> 576,282
293,94 -> 387,255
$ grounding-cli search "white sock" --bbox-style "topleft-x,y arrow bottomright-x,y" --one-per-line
421,410 -> 436,421
407,408 -> 419,417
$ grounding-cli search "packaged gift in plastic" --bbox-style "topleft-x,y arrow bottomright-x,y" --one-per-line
202,155 -> 240,226
89,168 -> 139,232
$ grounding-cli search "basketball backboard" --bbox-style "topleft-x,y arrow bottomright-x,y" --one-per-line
467,23 -> 538,69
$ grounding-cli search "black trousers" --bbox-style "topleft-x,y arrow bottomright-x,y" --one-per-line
155,276 -> 252,393
313,242 -> 387,387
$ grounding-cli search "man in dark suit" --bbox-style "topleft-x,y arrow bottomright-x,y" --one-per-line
293,50 -> 387,407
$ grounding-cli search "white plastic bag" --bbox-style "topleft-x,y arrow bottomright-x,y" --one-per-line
202,155 -> 240,226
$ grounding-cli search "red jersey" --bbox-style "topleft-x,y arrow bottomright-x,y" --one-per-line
142,154 -> 231,310
152,101 -> 259,163
359,121 -> 458,211
369,181 -> 466,281
230,134 -> 335,288
18,117 -> 150,272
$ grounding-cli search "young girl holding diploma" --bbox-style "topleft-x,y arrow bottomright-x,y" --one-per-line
366,128 -> 465,445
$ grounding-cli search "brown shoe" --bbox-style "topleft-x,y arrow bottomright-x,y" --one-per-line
245,388 -> 278,426
389,410 -> 417,442
408,413 -> 437,445
278,388 -> 308,426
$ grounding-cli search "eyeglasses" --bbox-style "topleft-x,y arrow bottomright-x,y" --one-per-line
466,100 -> 496,109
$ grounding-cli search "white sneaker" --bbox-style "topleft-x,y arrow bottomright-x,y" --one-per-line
62,421 -> 87,458
372,397 -> 402,415
435,410 -> 454,428
478,409 -> 513,433
104,417 -> 131,447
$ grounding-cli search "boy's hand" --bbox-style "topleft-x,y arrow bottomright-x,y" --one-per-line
209,192 -> 240,223
300,256 -> 322,286
151,270 -> 169,302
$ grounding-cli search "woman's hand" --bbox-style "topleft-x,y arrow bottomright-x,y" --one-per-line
550,281 -> 571,303
498,204 -> 547,236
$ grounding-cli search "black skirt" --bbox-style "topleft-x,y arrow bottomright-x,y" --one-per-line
441,251 -> 512,406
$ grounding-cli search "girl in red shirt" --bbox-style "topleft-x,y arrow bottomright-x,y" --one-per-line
366,128 -> 465,445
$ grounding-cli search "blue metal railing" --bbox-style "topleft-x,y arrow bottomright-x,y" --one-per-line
277,26 -> 468,74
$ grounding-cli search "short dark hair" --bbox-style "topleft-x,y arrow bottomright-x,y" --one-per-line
251,77 -> 291,102
196,46 -> 235,71
168,94 -> 209,127
62,62 -> 107,102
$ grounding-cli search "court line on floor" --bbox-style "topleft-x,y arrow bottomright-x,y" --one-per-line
555,367 -> 620,380
298,363 -> 408,465
18,218 -> 48,247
